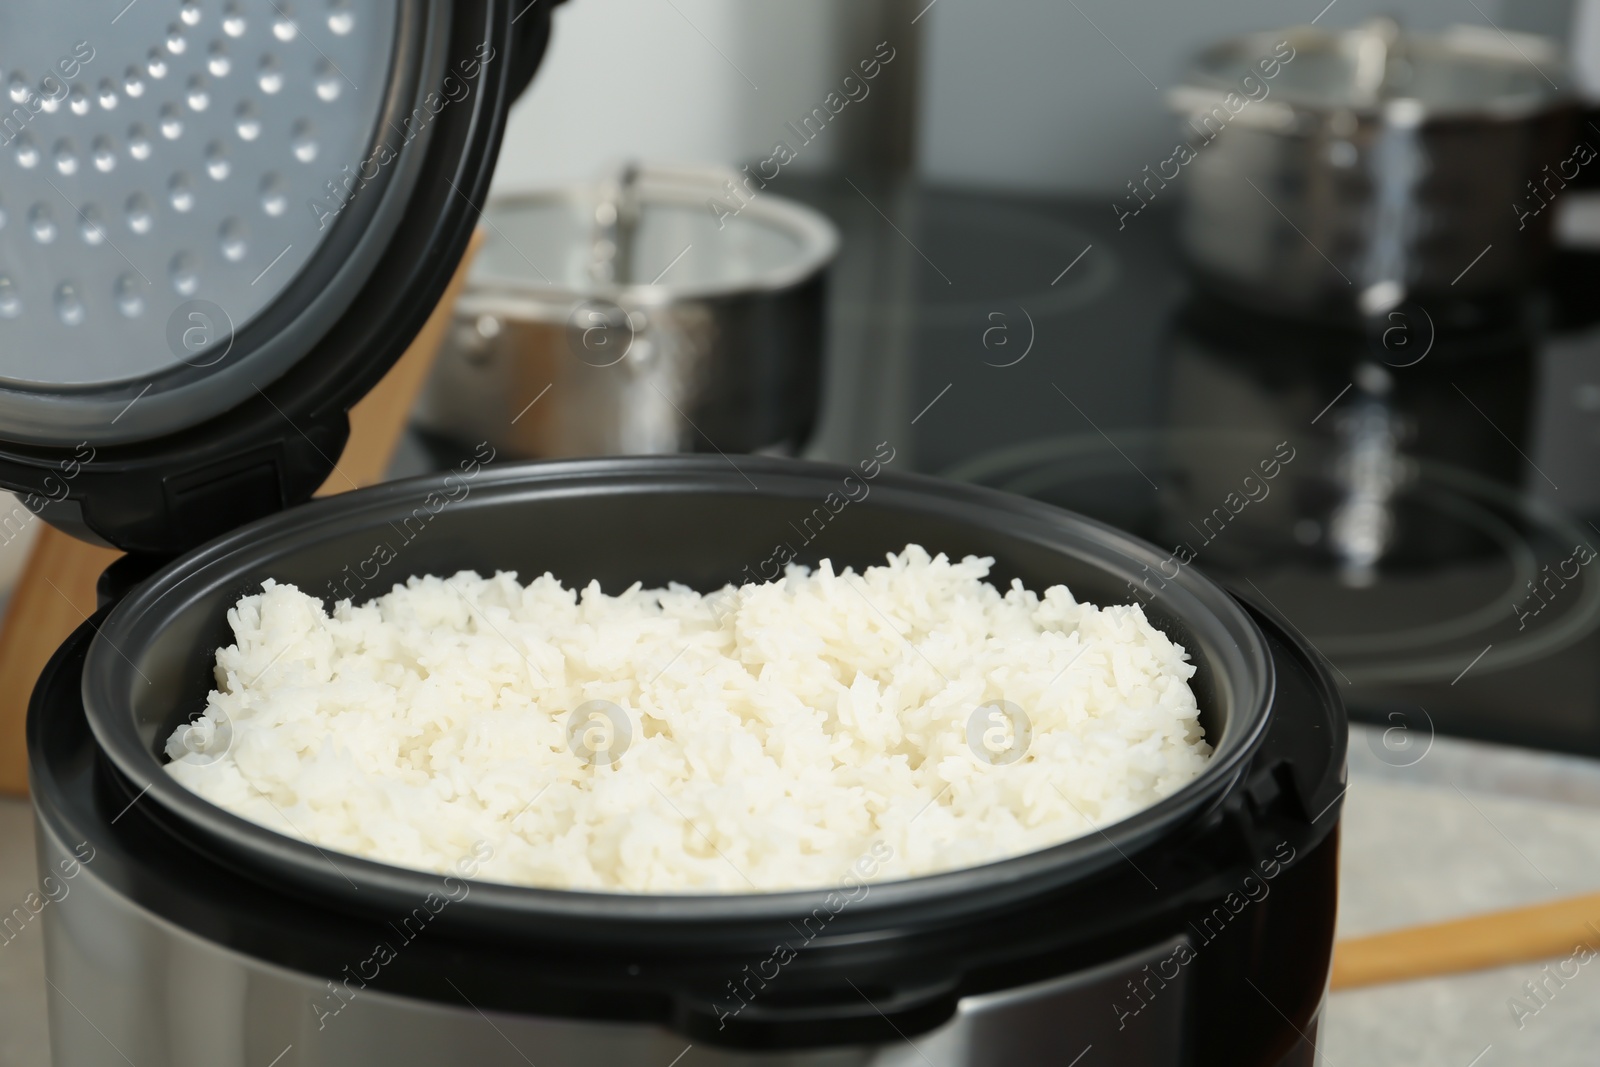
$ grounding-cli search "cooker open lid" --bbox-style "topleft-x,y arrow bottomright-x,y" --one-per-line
0,0 -> 561,555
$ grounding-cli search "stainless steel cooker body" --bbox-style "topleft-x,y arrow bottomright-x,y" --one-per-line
36,815 -> 1217,1066
1171,23 -> 1579,321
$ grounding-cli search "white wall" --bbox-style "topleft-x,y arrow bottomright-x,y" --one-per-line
914,0 -> 1540,195
494,0 -> 1578,198
491,0 -> 867,192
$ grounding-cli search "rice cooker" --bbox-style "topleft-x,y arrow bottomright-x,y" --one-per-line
0,4 -> 1346,1065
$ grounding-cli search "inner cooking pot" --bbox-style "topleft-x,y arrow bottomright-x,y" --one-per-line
81,456 -> 1274,940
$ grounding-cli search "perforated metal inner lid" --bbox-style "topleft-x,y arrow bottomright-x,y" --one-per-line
0,0 -> 440,445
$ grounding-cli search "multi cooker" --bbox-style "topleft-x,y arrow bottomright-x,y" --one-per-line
0,3 -> 1345,1064
26,457 -> 1345,1066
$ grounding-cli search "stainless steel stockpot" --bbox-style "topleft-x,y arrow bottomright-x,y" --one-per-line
414,167 -> 839,458
1168,20 -> 1580,321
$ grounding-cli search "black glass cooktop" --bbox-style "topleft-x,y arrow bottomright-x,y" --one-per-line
409,177 -> 1600,759
786,178 -> 1600,759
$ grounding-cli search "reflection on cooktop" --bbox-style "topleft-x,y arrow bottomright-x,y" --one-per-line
948,428 -> 1600,691
795,181 -> 1600,757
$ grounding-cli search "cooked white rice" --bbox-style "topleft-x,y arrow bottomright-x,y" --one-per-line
164,545 -> 1208,892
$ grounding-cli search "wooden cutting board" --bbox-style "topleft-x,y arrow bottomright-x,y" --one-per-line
1332,889 -> 1600,990
0,229 -> 483,797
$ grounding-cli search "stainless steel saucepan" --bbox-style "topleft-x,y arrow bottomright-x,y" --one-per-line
414,164 -> 839,458
1168,19 -> 1580,322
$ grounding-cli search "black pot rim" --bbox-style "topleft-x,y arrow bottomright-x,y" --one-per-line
81,455 -> 1277,930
